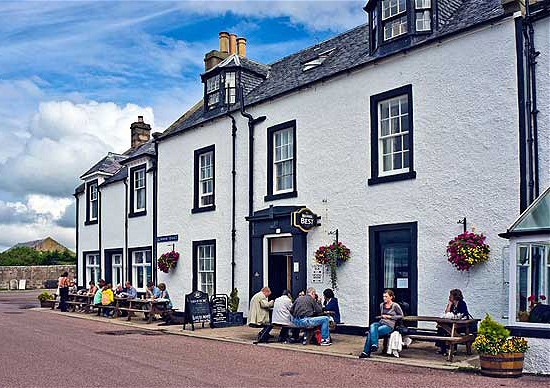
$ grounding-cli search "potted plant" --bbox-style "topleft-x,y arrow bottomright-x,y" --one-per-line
227,288 -> 243,326
314,241 -> 350,289
37,291 -> 56,308
447,231 -> 490,271
158,250 -> 180,273
473,314 -> 528,378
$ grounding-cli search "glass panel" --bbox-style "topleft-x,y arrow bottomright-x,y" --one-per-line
91,200 -> 98,219
383,246 -> 409,289
145,251 -> 152,264
403,134 -> 410,150
137,267 -> 143,289
381,119 -> 390,136
511,189 -> 550,231
380,102 -> 389,119
403,151 -> 410,168
136,188 -> 145,210
383,155 -> 392,171
393,136 -> 402,152
532,246 -> 545,299
382,138 -> 391,154
391,118 -> 400,134
134,252 -> 143,264
516,246 -> 529,318
393,152 -> 402,169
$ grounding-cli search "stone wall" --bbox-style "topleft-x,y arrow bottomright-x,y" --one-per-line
0,265 -> 76,289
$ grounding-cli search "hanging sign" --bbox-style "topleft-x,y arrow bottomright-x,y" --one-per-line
292,208 -> 319,233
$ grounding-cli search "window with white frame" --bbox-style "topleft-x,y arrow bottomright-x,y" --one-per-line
197,244 -> 215,296
206,75 -> 220,108
381,0 -> 408,40
133,168 -> 146,212
132,250 -> 152,290
199,151 -> 214,207
273,128 -> 294,193
89,182 -> 98,221
516,243 -> 550,322
86,253 -> 100,284
112,253 -> 122,287
224,72 -> 236,104
378,94 -> 410,175
415,0 -> 431,32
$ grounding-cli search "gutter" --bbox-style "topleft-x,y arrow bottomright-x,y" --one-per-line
227,114 -> 238,292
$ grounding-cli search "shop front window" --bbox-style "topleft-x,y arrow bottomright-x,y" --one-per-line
516,243 -> 549,322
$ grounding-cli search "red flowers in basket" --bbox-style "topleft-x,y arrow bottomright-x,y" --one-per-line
158,251 -> 180,273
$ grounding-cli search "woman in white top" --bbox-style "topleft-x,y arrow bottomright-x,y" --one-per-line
272,290 -> 300,343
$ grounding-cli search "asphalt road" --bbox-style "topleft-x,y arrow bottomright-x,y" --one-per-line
0,290 -> 546,388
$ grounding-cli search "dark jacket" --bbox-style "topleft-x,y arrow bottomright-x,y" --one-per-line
323,298 -> 341,323
290,295 -> 322,319
451,300 -> 470,317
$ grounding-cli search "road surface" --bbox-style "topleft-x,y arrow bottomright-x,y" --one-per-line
0,290 -> 546,387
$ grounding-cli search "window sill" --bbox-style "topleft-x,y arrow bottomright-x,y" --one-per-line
84,220 -> 98,226
128,210 -> 147,218
506,325 -> 550,338
368,170 -> 416,186
191,205 -> 216,214
264,191 -> 298,202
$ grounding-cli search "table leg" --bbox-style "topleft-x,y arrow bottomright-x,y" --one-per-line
147,303 -> 153,324
447,343 -> 454,362
127,301 -> 133,322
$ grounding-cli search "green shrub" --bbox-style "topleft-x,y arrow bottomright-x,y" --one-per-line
473,314 -> 528,355
37,291 -> 54,302
228,288 -> 240,312
478,313 -> 510,341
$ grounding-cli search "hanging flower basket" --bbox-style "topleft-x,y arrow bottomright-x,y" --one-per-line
314,242 -> 350,289
446,231 -> 490,271
158,251 -> 180,273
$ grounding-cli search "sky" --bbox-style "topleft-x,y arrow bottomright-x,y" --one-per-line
0,0 -> 365,252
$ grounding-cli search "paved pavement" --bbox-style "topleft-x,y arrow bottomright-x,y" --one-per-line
0,290 -> 547,388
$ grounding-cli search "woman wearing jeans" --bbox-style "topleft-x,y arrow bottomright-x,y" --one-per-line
360,289 -> 403,358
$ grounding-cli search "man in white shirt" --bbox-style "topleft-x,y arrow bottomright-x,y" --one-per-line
272,290 -> 300,343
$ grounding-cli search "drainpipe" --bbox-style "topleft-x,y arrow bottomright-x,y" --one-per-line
152,134 -> 160,284
124,179 -> 129,283
239,83 -> 266,300
523,15 -> 535,205
74,193 -> 79,287
227,113 -> 237,291
526,8 -> 540,199
98,189 -> 102,280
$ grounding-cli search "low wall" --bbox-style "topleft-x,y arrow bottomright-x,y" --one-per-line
0,265 -> 76,289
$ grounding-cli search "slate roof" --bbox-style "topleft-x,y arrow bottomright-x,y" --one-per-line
160,0 -> 506,140
100,166 -> 128,187
121,140 -> 156,163
79,152 -> 127,179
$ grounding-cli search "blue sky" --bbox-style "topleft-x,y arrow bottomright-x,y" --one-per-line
0,1 -> 364,251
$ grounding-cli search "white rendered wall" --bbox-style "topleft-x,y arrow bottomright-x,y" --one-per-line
523,337 -> 550,374
126,158 -> 153,250
100,182 -> 125,251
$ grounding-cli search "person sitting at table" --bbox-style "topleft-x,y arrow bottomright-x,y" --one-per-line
114,284 -> 124,295
322,288 -> 341,324
123,281 -> 138,299
146,281 -> 161,299
360,289 -> 403,358
93,279 -> 106,315
436,289 -> 471,355
154,283 -> 173,309
100,283 -> 115,318
88,281 -> 98,296
290,287 -> 332,346
272,290 -> 300,343
248,287 -> 274,343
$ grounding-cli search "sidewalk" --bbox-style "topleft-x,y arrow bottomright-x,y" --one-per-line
36,307 -> 479,371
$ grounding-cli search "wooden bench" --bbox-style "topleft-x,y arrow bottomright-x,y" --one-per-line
270,323 -> 318,345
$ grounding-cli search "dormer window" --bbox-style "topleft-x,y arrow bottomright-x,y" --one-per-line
206,75 -> 220,108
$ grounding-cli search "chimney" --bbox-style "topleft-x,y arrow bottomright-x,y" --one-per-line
130,115 -> 151,149
219,32 -> 229,53
237,37 -> 246,58
229,33 -> 237,55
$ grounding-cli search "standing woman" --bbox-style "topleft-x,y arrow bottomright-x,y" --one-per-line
360,289 -> 403,358
57,271 -> 72,312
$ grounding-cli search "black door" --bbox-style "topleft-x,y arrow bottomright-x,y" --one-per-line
369,223 -> 417,323
268,254 -> 290,300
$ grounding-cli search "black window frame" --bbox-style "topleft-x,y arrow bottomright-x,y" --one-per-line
368,84 -> 416,186
205,74 -> 221,110
192,239 -> 216,295
192,144 -> 216,213
85,179 -> 99,225
82,250 -> 101,287
265,120 -> 298,202
380,0 -> 409,43
129,163 -> 147,218
127,246 -> 153,291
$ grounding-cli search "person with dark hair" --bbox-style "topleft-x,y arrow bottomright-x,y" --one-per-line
146,281 -> 161,299
57,271 -> 72,312
94,279 -> 106,315
290,287 -> 332,346
272,290 -> 300,343
436,289 -> 471,355
101,283 -> 115,317
360,289 -> 403,358
88,281 -> 98,296
322,288 -> 341,324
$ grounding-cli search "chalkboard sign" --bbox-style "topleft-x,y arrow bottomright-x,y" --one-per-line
210,294 -> 229,328
184,290 -> 211,331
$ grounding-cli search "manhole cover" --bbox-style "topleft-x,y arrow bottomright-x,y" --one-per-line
95,330 -> 162,336
19,304 -> 37,309
280,372 -> 299,377
4,311 -> 24,314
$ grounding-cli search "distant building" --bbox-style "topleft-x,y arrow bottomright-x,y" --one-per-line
9,237 -> 71,253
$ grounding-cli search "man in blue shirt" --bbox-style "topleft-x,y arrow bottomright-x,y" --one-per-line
124,281 -> 138,299
146,281 -> 161,299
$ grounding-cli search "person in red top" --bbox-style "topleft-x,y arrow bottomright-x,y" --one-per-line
57,272 -> 73,312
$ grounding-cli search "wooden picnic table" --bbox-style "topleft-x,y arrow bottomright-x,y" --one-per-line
66,293 -> 94,313
115,298 -> 170,323
401,315 -> 479,362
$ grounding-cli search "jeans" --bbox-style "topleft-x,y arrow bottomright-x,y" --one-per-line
363,322 -> 392,353
292,316 -> 330,340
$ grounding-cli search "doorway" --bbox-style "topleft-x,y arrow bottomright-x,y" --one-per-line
369,222 -> 417,323
268,236 -> 293,299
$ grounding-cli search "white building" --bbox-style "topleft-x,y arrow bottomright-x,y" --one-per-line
75,0 -> 549,371
75,116 -> 157,293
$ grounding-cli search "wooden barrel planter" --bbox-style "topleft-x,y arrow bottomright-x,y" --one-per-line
479,353 -> 524,378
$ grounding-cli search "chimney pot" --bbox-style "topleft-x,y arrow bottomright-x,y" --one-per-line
237,37 -> 246,58
219,31 -> 230,53
229,34 -> 237,55
130,117 -> 151,149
